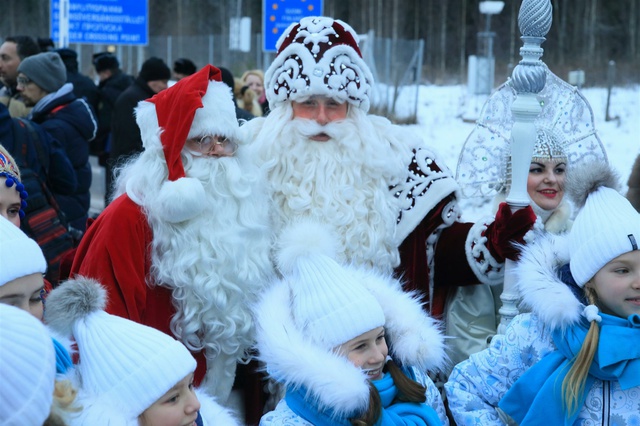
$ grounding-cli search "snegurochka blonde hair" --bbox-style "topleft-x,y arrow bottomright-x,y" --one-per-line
561,286 -> 601,416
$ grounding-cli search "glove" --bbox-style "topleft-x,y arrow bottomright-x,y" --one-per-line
483,202 -> 536,262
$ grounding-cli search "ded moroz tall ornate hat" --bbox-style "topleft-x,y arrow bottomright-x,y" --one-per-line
265,16 -> 374,112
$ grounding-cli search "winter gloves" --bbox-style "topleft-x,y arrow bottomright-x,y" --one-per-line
483,202 -> 537,262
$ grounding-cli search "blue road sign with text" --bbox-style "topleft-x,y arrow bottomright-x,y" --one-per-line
263,0 -> 323,52
51,0 -> 148,45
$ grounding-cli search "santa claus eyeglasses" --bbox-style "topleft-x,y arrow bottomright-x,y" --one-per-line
186,135 -> 238,157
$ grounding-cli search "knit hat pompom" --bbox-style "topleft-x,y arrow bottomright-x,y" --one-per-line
275,221 -> 385,350
565,160 -> 620,208
276,220 -> 338,275
43,276 -> 107,337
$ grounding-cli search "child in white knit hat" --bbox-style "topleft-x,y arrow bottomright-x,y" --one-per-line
446,161 -> 640,425
0,303 -> 57,426
0,213 -> 47,320
256,221 -> 449,425
44,277 -> 240,426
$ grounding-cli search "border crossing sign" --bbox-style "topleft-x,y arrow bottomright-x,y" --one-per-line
263,0 -> 323,52
51,0 -> 148,45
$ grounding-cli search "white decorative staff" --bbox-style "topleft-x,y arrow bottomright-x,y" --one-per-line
498,0 -> 553,334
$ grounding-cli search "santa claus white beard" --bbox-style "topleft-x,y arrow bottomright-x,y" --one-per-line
144,151 -> 273,393
252,106 -> 408,272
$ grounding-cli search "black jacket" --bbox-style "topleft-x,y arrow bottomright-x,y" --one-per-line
94,70 -> 134,155
110,77 -> 156,167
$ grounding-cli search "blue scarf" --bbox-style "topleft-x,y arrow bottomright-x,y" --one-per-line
285,369 -> 442,426
52,337 -> 73,374
499,313 -> 640,425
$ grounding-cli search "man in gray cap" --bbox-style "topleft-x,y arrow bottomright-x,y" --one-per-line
17,51 -> 98,233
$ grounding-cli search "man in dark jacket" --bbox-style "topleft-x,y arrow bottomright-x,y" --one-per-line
92,52 -> 134,206
55,47 -> 100,114
92,52 -> 133,156
17,52 -> 98,232
108,57 -> 170,202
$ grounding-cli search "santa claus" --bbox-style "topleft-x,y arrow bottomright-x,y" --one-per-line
241,16 -> 535,318
70,65 -> 273,408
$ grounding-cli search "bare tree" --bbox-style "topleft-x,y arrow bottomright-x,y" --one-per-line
439,0 -> 448,80
459,0 -> 468,83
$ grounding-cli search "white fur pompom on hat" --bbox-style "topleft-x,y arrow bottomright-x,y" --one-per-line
275,219 -> 339,274
275,220 -> 386,350
565,160 -> 640,286
45,277 -> 197,422
255,220 -> 446,418
149,176 -> 207,223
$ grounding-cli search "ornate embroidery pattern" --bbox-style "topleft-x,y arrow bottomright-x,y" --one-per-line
392,148 -> 451,225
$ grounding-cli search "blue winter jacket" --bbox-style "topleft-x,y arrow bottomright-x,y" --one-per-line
30,84 -> 98,231
0,102 -> 77,195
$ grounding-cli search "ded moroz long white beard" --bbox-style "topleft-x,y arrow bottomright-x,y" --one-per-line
113,146 -> 273,402
249,104 -> 411,273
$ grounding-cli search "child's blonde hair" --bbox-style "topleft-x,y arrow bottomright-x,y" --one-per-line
561,287 -> 601,416
43,380 -> 81,426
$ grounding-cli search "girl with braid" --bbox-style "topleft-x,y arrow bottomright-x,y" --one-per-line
446,161 -> 640,425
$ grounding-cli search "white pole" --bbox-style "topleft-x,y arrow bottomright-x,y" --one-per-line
58,0 -> 70,48
498,0 -> 552,334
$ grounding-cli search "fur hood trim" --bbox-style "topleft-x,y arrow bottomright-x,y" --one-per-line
256,281 -> 371,417
67,390 -> 138,426
515,232 -> 583,329
542,199 -> 573,234
195,389 -> 241,426
565,160 -> 620,208
255,275 -> 446,417
364,272 -> 447,373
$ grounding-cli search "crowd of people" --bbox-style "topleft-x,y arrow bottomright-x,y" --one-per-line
1,15 -> 639,426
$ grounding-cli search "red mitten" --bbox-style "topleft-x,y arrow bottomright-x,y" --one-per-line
482,202 -> 536,262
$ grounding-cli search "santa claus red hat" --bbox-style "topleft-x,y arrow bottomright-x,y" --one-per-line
134,64 -> 238,223
265,16 -> 374,112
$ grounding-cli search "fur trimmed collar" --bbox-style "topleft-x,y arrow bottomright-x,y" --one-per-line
534,199 -> 573,234
515,232 -> 584,330
255,272 -> 446,418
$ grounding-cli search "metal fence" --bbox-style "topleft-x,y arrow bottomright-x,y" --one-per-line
28,32 -> 425,121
